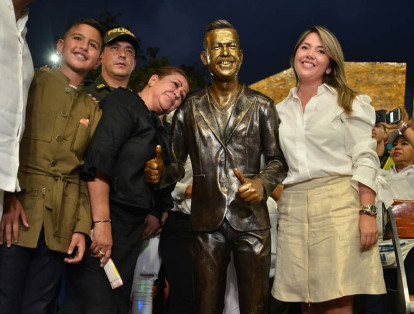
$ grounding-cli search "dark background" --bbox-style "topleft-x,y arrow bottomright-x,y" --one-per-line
27,0 -> 414,115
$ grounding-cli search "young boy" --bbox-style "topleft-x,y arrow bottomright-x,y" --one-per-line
0,18 -> 104,313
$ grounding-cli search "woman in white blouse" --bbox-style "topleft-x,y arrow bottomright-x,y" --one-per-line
272,26 -> 385,313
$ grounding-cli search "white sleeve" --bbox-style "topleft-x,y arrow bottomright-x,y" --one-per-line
343,95 -> 379,192
171,181 -> 187,201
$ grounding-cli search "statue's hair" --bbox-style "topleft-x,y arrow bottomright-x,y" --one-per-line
203,19 -> 239,49
205,19 -> 235,33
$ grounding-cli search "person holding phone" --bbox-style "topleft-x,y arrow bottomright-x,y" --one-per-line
382,107 -> 414,147
272,26 -> 385,313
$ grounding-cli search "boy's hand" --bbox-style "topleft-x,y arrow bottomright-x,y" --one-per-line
64,233 -> 86,264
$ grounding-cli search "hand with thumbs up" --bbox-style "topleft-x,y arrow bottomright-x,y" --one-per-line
145,145 -> 164,185
233,168 -> 264,205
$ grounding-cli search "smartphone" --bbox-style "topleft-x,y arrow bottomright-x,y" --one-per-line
375,110 -> 386,124
375,108 -> 402,125
386,107 -> 402,124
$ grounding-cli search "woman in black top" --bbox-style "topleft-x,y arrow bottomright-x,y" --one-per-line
61,66 -> 189,314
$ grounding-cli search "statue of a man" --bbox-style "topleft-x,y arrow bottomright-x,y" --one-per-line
146,19 -> 287,314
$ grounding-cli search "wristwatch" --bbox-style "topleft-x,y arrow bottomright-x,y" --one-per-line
359,205 -> 377,217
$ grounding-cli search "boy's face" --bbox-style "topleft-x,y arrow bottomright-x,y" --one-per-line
57,24 -> 102,76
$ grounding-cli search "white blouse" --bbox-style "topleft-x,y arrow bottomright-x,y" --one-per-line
277,84 -> 379,192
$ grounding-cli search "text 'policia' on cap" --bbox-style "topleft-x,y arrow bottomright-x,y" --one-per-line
104,27 -> 139,52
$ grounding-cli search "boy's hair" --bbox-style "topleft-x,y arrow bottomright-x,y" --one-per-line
62,18 -> 106,51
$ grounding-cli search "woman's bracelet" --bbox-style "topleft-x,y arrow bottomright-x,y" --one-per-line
93,219 -> 111,224
399,122 -> 412,134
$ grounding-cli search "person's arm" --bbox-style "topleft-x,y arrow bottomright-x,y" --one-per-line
344,96 -> 379,193
255,99 -> 288,199
270,184 -> 283,206
64,180 -> 92,264
80,91 -> 138,266
344,96 -> 380,251
358,183 -> 378,252
88,171 -> 112,266
401,126 -> 414,147
382,106 -> 414,147
143,184 -> 175,239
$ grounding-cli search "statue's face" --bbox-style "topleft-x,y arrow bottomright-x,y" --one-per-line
202,28 -> 243,82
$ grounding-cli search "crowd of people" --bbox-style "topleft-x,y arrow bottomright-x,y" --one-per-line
1,1 -> 414,314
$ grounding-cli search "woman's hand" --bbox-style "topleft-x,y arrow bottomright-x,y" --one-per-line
359,214 -> 378,252
90,222 -> 112,266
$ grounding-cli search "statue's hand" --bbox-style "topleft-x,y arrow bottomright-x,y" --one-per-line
144,145 -> 164,185
233,168 -> 264,205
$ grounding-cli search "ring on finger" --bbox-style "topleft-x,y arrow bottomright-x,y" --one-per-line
99,250 -> 105,255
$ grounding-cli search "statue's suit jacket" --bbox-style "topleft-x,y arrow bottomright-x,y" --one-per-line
163,85 -> 287,232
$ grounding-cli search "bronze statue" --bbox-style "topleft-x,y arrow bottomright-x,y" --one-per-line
145,19 -> 287,314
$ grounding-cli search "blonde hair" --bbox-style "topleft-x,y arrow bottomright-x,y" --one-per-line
291,26 -> 357,114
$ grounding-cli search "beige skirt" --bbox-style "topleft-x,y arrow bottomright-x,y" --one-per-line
272,176 -> 386,303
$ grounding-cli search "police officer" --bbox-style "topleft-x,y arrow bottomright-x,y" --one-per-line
84,27 -> 138,103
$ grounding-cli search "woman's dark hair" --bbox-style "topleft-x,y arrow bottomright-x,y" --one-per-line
136,66 -> 188,92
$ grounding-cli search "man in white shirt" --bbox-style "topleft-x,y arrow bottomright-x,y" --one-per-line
0,0 -> 34,220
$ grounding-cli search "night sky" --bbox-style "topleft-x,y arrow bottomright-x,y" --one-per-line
27,0 -> 414,114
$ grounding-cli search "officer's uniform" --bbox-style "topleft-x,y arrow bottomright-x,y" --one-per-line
83,75 -> 115,106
